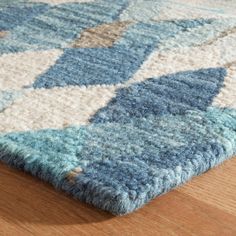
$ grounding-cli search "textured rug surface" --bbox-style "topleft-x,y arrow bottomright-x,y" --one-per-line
1,0 -> 236,215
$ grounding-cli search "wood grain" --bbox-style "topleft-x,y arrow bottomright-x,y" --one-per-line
0,157 -> 235,235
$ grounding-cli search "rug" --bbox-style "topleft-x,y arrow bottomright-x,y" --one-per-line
0,0 -> 236,215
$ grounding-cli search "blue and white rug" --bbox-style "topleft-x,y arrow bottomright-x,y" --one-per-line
0,0 -> 236,215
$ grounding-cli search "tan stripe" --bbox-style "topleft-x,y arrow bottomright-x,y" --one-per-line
66,167 -> 83,183
72,21 -> 131,48
0,31 -> 8,38
201,26 -> 236,47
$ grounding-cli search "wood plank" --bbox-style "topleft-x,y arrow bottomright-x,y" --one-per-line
0,158 -> 235,235
179,157 -> 236,217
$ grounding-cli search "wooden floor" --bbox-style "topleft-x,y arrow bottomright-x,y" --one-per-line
0,157 -> 236,236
